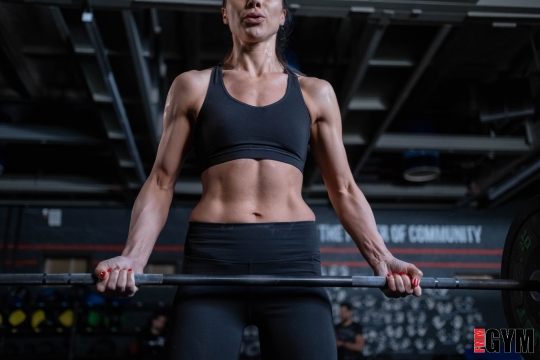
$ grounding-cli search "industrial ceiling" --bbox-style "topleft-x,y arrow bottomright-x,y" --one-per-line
1,0 -> 540,209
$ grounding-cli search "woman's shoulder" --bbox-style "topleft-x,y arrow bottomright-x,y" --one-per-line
167,68 -> 215,110
296,73 -> 337,106
171,68 -> 214,94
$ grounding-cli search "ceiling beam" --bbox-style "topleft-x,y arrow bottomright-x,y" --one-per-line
0,199 -> 125,207
347,96 -> 387,111
487,171 -> 540,209
0,176 -> 118,193
351,24 -> 453,177
309,182 -> 468,199
170,179 -> 467,199
0,124 -> 104,145
174,181 -> 203,195
0,176 -> 468,203
487,157 -> 540,201
343,133 -> 530,154
5,0 -> 540,22
456,143 -> 540,208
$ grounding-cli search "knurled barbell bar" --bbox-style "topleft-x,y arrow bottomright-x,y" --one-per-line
0,273 -> 539,291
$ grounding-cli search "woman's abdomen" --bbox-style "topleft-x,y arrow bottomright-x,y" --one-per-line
188,159 -> 315,223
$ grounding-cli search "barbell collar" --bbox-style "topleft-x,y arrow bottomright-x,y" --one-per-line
0,273 -> 539,291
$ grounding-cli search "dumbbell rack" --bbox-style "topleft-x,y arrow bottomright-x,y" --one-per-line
0,285 -> 176,360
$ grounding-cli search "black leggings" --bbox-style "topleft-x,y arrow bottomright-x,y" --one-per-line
169,221 -> 337,360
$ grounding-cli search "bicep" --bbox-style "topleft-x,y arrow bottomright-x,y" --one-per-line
150,77 -> 195,189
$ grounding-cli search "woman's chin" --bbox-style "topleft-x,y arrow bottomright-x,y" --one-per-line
239,29 -> 275,43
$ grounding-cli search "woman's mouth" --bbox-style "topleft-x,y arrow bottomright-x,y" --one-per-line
244,13 -> 265,24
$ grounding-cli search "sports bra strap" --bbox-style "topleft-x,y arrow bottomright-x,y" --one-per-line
287,68 -> 301,90
211,65 -> 221,86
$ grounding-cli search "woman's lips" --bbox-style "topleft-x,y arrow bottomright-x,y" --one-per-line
244,15 -> 265,24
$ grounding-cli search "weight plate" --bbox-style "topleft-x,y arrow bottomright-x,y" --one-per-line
502,195 -> 540,360
31,309 -> 46,329
8,309 -> 27,327
58,309 -> 74,328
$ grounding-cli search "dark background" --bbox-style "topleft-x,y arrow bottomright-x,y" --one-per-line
1,0 -> 540,359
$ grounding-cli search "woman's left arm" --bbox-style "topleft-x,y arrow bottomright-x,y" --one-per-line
302,77 -> 422,298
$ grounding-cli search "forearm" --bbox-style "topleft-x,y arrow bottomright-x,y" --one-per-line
328,184 -> 391,268
343,341 -> 363,352
121,176 -> 174,266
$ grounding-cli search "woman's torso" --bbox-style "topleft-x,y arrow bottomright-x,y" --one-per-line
188,65 -> 315,223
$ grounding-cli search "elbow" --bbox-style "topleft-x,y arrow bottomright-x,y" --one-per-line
154,163 -> 180,189
338,181 -> 358,197
328,179 -> 360,203
156,175 -> 174,192
146,170 -> 176,195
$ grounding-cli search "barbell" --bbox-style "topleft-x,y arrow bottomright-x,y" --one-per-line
0,273 -> 539,291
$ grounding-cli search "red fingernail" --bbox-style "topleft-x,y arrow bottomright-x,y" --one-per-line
115,267 -> 120,270
128,269 -> 132,272
408,274 -> 412,279
400,273 -> 404,276
100,271 -> 106,279
107,268 -> 112,273
387,273 -> 391,277
414,278 -> 419,287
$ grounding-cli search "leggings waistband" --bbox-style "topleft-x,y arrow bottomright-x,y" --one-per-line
184,221 -> 320,262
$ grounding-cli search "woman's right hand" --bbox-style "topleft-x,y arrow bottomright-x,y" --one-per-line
94,256 -> 145,298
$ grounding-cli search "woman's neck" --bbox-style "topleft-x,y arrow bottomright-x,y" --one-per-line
225,36 -> 283,75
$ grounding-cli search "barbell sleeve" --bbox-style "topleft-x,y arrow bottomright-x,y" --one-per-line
0,273 -> 539,291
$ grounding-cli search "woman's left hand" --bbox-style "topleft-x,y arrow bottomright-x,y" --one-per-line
372,255 -> 423,298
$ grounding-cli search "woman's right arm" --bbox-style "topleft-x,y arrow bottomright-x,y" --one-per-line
94,71 -> 206,297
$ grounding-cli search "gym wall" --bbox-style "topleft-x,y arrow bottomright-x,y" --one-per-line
0,202 -> 523,359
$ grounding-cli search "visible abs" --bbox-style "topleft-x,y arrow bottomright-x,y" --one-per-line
188,159 -> 315,223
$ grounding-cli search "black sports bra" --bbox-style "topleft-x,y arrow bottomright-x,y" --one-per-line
193,65 -> 312,173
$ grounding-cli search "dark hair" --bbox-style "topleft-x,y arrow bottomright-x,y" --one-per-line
147,310 -> 169,330
220,0 -> 294,71
340,302 -> 353,311
151,310 -> 169,320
